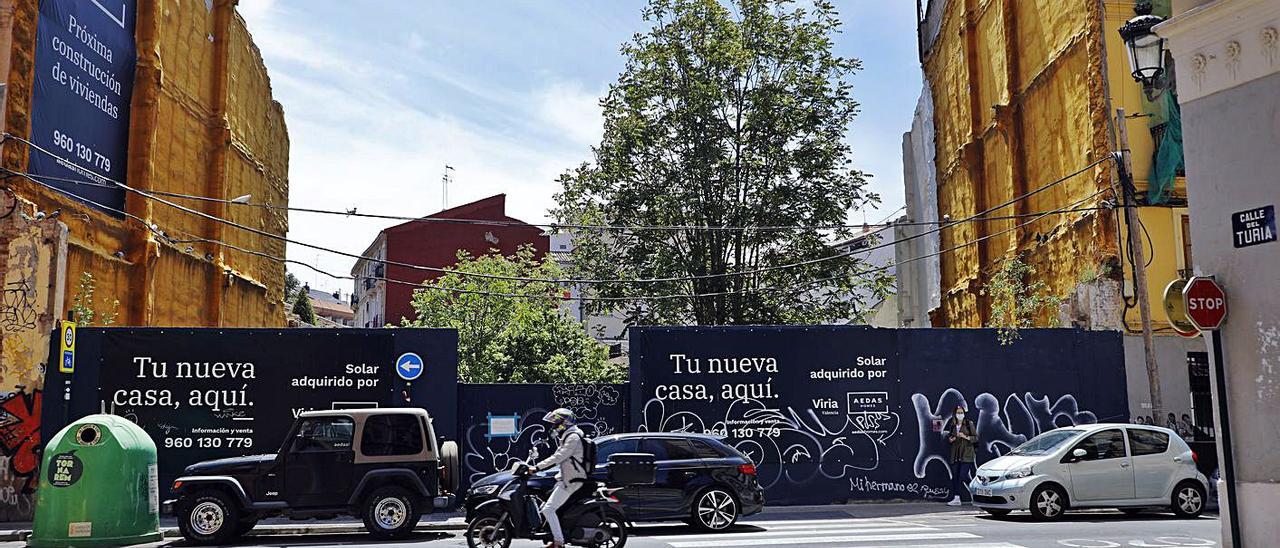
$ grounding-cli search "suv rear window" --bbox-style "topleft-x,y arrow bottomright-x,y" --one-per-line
691,439 -> 726,459
1127,428 -> 1170,456
642,438 -> 700,461
294,417 -> 354,452
596,439 -> 639,465
361,414 -> 424,456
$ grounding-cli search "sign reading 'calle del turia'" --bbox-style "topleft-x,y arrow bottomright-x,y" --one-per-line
1231,205 -> 1276,249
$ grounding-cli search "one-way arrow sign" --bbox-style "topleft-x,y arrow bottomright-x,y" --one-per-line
395,352 -> 425,381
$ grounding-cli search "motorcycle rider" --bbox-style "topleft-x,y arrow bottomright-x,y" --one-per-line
530,408 -> 588,548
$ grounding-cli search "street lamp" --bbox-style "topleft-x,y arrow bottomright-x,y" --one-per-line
1118,2 -> 1167,86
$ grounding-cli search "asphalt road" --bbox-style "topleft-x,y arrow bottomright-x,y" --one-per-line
27,509 -> 1218,548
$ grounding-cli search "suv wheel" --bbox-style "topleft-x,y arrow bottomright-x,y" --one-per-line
363,486 -> 421,539
1029,485 -> 1067,521
178,489 -> 242,545
1171,481 -> 1206,518
692,488 -> 738,532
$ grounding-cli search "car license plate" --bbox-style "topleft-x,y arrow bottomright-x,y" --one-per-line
976,487 -> 993,497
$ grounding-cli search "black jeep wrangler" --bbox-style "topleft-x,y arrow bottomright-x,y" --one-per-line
166,408 -> 460,544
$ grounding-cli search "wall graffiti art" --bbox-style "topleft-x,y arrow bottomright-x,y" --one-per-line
0,389 -> 42,494
630,326 -> 1128,505
910,389 -> 1099,480
458,384 -> 627,489
1,279 -> 38,333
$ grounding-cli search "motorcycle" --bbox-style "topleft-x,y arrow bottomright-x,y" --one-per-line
465,452 -> 653,548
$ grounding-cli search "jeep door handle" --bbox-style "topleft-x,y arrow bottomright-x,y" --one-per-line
1120,461 -> 1131,468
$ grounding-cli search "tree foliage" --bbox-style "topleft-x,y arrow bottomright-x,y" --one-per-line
983,254 -> 1062,345
285,272 -> 301,302
403,246 -> 622,384
292,286 -> 316,325
553,0 -> 891,325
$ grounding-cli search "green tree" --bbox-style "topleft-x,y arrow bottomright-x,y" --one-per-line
554,0 -> 891,326
285,271 -> 301,302
403,246 -> 621,384
292,286 -> 316,325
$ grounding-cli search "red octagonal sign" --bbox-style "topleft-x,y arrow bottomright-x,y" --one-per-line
1183,277 -> 1227,331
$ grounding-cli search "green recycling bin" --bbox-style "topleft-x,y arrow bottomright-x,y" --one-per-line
29,414 -> 162,547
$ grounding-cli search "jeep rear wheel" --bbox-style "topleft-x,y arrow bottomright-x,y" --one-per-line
362,485 -> 421,539
178,489 -> 242,545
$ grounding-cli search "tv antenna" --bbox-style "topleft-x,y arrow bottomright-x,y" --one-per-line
442,164 -> 455,210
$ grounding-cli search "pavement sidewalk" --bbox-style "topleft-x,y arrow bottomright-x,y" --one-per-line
0,501 -> 974,542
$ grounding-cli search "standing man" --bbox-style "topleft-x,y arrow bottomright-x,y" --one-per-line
947,404 -> 978,506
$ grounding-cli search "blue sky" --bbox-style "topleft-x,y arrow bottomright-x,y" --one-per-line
237,1 -> 922,292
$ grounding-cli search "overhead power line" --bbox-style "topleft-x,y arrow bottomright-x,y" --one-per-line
5,133 -> 1114,288
6,166 -> 1115,304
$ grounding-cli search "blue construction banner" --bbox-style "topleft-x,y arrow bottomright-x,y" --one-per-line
629,326 -> 1128,505
30,0 -> 137,211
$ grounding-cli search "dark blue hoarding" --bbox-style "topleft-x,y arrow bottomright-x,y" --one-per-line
31,0 -> 137,212
629,326 -> 1128,505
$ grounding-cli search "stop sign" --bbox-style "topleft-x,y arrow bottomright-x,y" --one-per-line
1183,277 -> 1228,331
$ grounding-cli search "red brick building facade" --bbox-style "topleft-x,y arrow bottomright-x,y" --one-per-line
351,195 -> 548,327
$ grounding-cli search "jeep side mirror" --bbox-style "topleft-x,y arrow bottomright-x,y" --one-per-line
1071,448 -> 1087,460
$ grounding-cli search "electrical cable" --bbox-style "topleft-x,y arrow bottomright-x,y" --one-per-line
7,133 -> 1115,287
9,149 -> 1108,233
7,164 -> 1112,304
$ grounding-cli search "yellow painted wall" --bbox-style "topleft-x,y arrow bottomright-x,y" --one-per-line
1,0 -> 288,328
924,0 -> 1188,330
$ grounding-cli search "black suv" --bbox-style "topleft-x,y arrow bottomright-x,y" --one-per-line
167,408 -> 460,544
466,433 -> 765,532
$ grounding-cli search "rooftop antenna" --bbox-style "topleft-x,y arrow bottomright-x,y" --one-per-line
442,164 -> 455,210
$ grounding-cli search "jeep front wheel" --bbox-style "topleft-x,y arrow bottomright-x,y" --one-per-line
362,485 -> 421,539
178,489 -> 242,545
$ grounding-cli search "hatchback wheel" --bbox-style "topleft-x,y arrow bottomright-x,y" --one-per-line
1029,485 -> 1067,521
1171,481 -> 1206,519
692,488 -> 738,532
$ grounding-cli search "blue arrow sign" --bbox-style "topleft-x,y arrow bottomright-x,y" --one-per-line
395,352 -> 424,381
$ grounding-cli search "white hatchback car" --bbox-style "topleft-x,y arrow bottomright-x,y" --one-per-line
969,423 -> 1209,520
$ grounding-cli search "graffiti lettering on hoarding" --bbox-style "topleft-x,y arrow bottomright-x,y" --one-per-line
911,389 -> 1099,480
0,390 -> 42,493
552,384 -> 620,436
461,385 -> 623,484
640,396 -> 901,490
1,279 -> 38,333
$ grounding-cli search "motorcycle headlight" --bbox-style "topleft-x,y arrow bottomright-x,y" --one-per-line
1005,466 -> 1034,480
471,484 -> 499,496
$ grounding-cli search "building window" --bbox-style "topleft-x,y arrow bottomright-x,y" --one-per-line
1180,215 -> 1193,276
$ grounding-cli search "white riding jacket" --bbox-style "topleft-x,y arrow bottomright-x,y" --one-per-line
535,425 -> 587,487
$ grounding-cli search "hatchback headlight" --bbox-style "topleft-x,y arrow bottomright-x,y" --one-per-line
471,484 -> 499,496
1005,466 -> 1034,479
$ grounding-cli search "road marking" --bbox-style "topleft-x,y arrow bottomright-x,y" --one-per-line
828,544 -> 1026,548
661,525 -> 932,541
668,532 -> 981,547
740,518 -> 903,527
748,521 -> 915,531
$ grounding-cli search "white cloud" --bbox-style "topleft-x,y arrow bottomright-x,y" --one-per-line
233,3 -> 598,293
534,81 -> 605,149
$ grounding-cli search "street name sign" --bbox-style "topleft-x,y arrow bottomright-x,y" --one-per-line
1183,277 -> 1227,331
1231,204 -> 1276,248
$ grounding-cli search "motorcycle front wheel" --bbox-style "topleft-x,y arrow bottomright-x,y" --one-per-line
593,512 -> 628,548
465,514 -> 513,548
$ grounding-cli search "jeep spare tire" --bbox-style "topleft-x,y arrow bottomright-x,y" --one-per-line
441,440 -> 460,494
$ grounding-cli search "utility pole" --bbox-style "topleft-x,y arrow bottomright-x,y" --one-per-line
442,164 -> 454,210
1115,107 -> 1163,425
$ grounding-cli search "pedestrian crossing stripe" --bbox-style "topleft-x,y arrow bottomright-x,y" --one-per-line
668,532 -> 981,547
662,525 -> 933,541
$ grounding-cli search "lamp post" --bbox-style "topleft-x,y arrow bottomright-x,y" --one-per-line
1119,2 -> 1168,91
